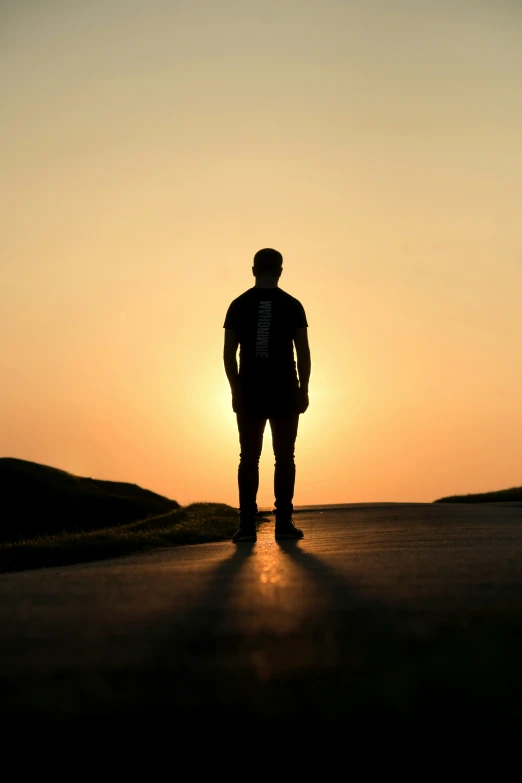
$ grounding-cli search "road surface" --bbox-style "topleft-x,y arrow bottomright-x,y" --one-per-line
1,502 -> 522,765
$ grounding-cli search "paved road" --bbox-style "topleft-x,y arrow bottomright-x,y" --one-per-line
2,502 -> 522,765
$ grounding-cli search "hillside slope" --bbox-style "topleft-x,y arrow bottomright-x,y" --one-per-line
0,458 -> 179,542
435,486 -> 522,504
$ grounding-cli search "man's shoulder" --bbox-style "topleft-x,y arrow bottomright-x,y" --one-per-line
227,288 -> 256,308
276,288 -> 305,309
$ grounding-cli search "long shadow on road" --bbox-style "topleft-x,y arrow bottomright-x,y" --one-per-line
70,535 -> 521,767
7,535 -> 522,768
136,538 -> 400,746
133,537 -> 522,766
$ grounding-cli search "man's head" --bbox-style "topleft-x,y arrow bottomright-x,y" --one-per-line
252,248 -> 283,279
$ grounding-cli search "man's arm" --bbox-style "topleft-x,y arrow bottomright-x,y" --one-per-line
294,327 -> 311,412
224,328 -> 240,392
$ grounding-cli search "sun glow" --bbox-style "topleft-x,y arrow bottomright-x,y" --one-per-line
2,1 -> 522,506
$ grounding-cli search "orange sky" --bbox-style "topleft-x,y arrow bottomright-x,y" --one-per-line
2,0 -> 522,507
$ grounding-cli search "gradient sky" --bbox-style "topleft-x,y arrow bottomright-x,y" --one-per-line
2,0 -> 521,507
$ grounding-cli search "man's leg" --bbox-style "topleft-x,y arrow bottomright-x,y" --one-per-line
270,413 -> 300,525
236,412 -> 267,526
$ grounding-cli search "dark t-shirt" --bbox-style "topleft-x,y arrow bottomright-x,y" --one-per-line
224,287 -> 308,415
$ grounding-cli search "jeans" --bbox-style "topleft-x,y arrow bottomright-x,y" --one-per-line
236,412 -> 300,524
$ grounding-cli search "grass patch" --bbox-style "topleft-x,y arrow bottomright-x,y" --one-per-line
0,503 -> 258,574
434,486 -> 522,503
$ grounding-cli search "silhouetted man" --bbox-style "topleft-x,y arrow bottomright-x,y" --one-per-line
223,248 -> 311,542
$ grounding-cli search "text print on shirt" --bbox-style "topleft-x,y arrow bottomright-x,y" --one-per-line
255,300 -> 272,358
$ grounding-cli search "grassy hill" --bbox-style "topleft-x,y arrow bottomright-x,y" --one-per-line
0,458 -> 250,573
0,458 -> 180,543
435,486 -> 522,504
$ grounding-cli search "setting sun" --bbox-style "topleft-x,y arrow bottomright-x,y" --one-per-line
2,0 -> 522,508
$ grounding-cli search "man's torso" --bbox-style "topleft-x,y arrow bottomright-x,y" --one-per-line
224,287 -> 308,414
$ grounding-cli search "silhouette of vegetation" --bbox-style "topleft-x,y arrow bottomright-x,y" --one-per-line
0,457 -> 270,573
0,502 -> 248,573
0,457 -> 180,543
435,486 -> 522,504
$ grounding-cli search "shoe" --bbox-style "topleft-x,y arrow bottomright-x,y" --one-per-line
232,525 -> 257,543
275,519 -> 304,540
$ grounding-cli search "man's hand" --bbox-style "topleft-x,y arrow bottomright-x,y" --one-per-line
297,388 -> 309,414
232,386 -> 244,414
